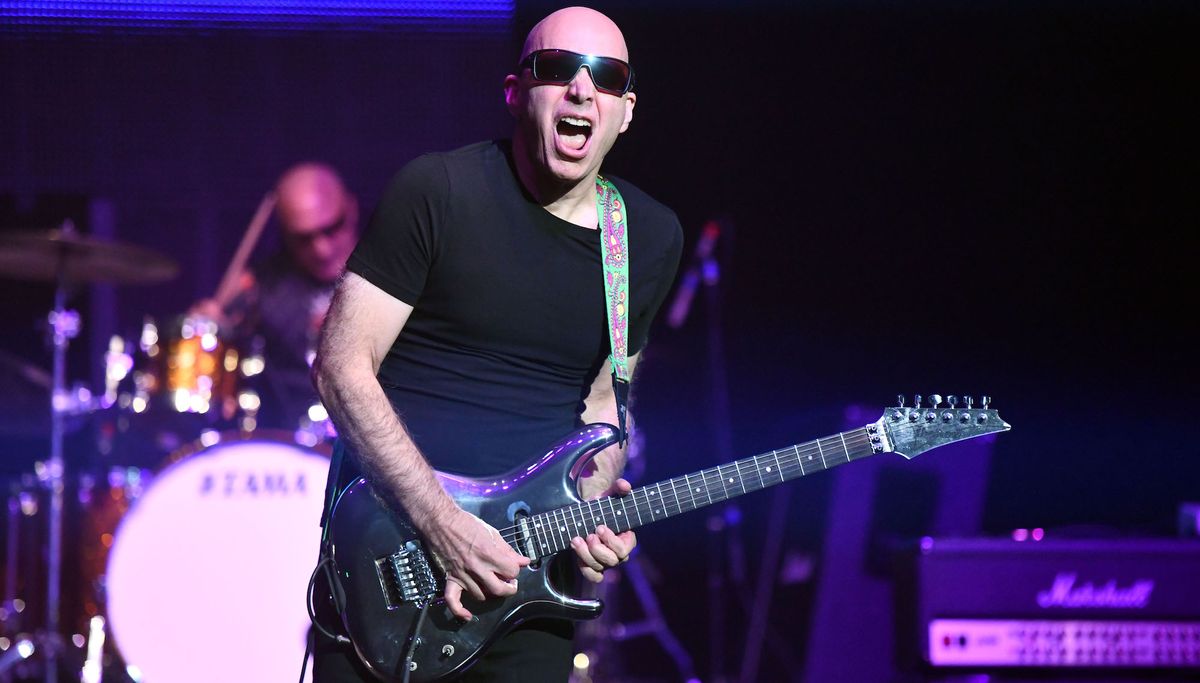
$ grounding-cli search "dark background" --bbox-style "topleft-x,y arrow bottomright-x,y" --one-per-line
2,1 -> 1195,680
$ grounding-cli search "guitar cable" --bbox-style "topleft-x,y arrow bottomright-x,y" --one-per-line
400,598 -> 433,683
307,556 -> 353,645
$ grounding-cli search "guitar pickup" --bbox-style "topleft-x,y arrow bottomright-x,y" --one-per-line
375,541 -> 440,608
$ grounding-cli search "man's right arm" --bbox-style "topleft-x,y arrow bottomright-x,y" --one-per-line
313,271 -> 528,618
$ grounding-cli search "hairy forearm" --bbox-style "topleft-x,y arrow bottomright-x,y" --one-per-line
314,342 -> 455,533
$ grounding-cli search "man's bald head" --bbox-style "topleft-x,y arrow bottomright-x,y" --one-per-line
274,162 -> 358,284
520,6 -> 629,63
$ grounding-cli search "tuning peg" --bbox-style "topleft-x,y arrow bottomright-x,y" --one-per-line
913,394 -> 922,408
896,394 -> 906,408
930,394 -> 943,408
947,395 -> 958,409
981,396 -> 991,409
964,396 -> 974,409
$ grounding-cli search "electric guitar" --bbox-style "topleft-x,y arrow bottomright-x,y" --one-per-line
325,395 -> 1010,681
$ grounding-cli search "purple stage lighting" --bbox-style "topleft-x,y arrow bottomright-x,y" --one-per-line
0,1 -> 514,34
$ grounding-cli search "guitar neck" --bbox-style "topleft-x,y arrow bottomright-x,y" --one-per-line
517,426 -> 878,560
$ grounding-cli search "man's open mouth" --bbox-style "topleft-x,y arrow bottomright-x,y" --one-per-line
556,116 -> 592,151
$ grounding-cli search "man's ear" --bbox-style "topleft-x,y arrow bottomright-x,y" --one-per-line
618,91 -> 636,133
503,74 -> 521,117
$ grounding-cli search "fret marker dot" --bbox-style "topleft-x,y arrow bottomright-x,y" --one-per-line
807,456 -> 813,461
695,488 -> 701,492
728,478 -> 734,483
560,526 -> 566,532
616,510 -> 622,515
765,467 -> 772,472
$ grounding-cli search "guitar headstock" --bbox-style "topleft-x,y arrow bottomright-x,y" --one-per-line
874,394 -> 1011,459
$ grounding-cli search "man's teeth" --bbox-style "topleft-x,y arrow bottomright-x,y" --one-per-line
560,117 -> 591,128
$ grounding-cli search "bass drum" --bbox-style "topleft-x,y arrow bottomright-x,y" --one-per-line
105,433 -> 330,683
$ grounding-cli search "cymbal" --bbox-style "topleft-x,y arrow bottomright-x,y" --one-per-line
0,228 -> 179,285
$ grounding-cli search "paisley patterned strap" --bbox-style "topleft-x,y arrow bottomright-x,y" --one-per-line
595,177 -> 631,444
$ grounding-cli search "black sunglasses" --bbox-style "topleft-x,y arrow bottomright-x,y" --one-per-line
518,49 -> 635,96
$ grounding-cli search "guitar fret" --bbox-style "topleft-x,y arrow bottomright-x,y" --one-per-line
605,496 -> 621,533
838,432 -> 851,463
567,503 -> 579,538
796,445 -> 806,475
543,512 -> 556,554
816,439 -> 828,469
718,464 -> 732,499
532,513 -> 546,555
553,508 -> 566,552
631,490 -> 644,526
664,479 -> 678,517
771,450 -> 784,483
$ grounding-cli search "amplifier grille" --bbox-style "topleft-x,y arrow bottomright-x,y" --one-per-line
929,619 -> 1200,667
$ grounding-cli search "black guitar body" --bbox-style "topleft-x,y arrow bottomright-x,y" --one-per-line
326,424 -> 620,682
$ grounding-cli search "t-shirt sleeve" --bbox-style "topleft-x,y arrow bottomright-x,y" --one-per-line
629,211 -> 684,356
346,154 -> 448,306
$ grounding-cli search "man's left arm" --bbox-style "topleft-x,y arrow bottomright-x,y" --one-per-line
572,352 -> 641,582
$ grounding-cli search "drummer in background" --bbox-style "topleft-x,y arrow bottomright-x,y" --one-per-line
192,162 -> 359,432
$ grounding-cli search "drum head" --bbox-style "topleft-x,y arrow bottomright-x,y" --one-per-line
105,435 -> 330,682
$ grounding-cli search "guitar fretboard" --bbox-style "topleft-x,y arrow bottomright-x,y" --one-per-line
515,426 -> 878,559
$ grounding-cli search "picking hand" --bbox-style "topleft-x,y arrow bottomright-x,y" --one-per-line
424,507 -> 530,620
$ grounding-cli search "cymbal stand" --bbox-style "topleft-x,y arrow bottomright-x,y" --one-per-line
42,220 -> 81,683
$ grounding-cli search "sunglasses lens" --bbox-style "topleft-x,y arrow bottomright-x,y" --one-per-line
585,57 -> 631,94
533,51 -> 586,82
531,51 -> 631,94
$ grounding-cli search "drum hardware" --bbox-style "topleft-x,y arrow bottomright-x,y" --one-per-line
0,219 -> 178,683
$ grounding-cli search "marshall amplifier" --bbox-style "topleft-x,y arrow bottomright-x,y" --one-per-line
895,537 -> 1200,675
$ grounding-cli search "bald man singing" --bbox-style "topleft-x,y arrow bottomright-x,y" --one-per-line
311,8 -> 682,681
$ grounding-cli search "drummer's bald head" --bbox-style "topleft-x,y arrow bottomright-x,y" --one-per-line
274,162 -> 358,283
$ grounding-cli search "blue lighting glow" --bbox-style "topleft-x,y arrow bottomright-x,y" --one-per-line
0,1 -> 514,33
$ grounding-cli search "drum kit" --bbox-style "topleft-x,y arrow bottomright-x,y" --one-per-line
0,222 -> 330,683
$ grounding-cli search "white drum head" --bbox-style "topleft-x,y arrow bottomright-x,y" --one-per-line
106,436 -> 330,682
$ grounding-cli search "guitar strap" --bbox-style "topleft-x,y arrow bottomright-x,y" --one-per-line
595,176 -> 631,446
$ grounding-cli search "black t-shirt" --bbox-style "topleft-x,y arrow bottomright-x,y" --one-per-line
347,140 -> 682,475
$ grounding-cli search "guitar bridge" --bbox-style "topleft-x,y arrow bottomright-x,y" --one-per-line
376,541 -> 440,608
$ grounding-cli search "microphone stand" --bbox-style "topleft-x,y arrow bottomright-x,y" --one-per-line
667,219 -> 741,682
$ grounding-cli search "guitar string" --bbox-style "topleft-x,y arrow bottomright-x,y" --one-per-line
497,432 -> 876,551
493,431 -> 873,536
496,430 -> 876,550
501,410 -> 998,549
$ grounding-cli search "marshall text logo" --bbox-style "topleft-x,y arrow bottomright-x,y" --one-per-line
1036,572 -> 1154,609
